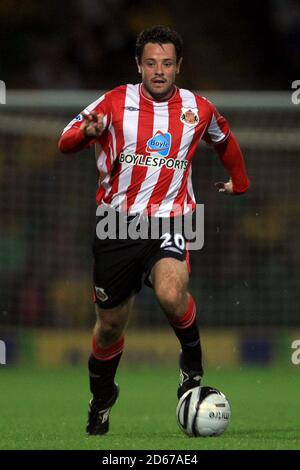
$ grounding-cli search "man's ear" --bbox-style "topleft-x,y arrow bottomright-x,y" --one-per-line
136,57 -> 142,74
176,57 -> 183,74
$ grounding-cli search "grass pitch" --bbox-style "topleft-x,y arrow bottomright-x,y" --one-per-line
0,364 -> 299,450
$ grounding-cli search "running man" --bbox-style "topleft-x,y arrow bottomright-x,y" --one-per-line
58,25 -> 250,435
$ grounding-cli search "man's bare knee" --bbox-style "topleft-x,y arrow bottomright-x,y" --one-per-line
155,281 -> 187,314
158,288 -> 189,319
93,299 -> 133,348
152,258 -> 189,317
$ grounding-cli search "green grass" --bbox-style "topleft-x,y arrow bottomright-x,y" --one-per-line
0,364 -> 299,450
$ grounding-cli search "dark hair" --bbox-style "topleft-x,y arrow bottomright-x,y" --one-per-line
135,25 -> 183,64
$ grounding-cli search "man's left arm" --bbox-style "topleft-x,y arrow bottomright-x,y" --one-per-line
214,132 -> 250,195
200,97 -> 250,195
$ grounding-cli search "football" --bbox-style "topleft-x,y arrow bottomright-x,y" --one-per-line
176,386 -> 231,437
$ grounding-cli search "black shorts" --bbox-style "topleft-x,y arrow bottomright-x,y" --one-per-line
92,210 -> 190,309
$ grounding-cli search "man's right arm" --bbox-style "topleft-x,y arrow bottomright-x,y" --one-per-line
58,92 -> 111,154
58,111 -> 105,154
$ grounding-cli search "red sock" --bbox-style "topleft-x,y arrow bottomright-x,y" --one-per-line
92,336 -> 124,361
169,295 -> 196,329
88,336 -> 124,400
169,295 -> 203,374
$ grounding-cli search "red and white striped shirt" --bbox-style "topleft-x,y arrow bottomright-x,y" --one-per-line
59,84 -> 249,216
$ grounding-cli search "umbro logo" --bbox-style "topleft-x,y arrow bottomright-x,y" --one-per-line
99,408 -> 110,423
179,370 -> 188,385
124,106 -> 140,111
180,370 -> 201,385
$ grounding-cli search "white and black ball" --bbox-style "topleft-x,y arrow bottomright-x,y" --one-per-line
176,386 -> 231,437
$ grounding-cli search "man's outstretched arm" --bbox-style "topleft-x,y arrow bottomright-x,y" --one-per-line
214,133 -> 250,195
58,111 -> 104,154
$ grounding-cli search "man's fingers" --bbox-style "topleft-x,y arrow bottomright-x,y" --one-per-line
215,182 -> 225,192
81,111 -> 102,123
97,113 -> 104,122
80,112 -> 104,137
215,181 -> 235,195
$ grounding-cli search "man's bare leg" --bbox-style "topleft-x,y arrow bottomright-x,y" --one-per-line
151,258 -> 203,398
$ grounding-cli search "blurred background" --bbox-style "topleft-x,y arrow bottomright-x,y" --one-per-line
0,0 -> 299,368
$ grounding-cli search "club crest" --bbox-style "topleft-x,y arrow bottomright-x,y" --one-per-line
95,286 -> 109,302
180,107 -> 199,127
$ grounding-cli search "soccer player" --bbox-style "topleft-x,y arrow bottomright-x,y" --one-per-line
58,25 -> 250,435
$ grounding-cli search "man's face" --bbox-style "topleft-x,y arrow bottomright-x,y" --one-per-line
137,42 -> 182,101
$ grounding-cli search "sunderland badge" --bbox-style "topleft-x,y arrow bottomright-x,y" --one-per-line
180,107 -> 199,127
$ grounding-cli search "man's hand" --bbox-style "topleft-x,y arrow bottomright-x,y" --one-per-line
80,111 -> 104,138
215,179 -> 234,195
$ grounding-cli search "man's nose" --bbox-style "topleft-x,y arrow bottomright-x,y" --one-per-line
155,64 -> 164,75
